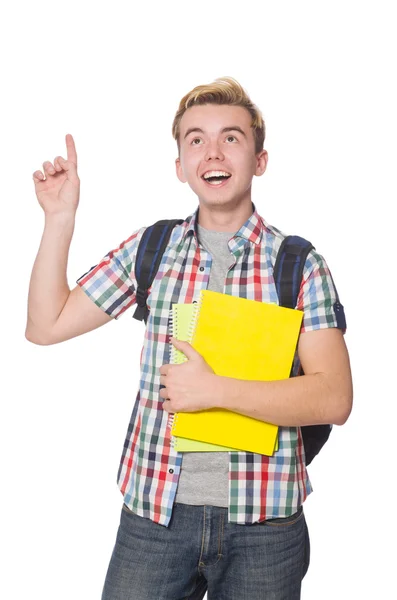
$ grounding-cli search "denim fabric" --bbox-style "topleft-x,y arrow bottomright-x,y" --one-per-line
101,502 -> 310,600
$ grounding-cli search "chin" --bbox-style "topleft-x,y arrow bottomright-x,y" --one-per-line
198,195 -> 235,206
199,190 -> 246,206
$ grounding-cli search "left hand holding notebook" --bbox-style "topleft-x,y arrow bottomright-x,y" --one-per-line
160,338 -> 216,413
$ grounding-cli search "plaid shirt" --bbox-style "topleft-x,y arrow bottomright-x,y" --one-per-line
76,203 -> 346,527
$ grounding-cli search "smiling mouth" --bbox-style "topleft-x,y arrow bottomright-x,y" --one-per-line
201,174 -> 232,186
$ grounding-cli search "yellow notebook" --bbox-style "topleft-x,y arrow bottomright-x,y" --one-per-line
171,290 -> 303,455
169,303 -> 242,452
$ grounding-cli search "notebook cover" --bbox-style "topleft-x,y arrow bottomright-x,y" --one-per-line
171,290 -> 302,455
172,436 -> 243,452
168,302 -> 241,452
172,434 -> 278,453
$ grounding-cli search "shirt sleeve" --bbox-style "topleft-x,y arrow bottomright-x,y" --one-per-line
296,249 -> 347,334
76,225 -> 146,320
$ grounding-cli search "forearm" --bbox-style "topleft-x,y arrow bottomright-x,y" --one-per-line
26,214 -> 75,340
215,371 -> 351,427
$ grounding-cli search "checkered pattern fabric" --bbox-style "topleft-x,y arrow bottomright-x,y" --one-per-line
76,203 -> 346,527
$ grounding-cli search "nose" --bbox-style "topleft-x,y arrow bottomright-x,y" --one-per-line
204,139 -> 225,161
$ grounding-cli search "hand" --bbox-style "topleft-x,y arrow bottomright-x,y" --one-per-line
159,338 -> 217,413
32,133 -> 80,217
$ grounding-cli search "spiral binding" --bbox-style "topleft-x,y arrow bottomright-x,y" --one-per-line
167,299 -> 202,448
187,293 -> 203,346
167,305 -> 186,440
168,411 -> 180,448
169,414 -> 180,450
168,306 -> 177,364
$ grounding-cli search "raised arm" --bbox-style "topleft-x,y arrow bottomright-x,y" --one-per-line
25,134 -> 113,346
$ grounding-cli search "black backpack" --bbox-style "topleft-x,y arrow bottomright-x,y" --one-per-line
132,218 -> 331,465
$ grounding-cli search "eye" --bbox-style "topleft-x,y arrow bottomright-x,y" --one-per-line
191,137 -> 202,145
226,135 -> 237,142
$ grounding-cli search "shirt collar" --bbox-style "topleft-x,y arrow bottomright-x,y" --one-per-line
183,202 -> 267,246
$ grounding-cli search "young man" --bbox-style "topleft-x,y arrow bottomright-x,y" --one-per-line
26,76 -> 353,600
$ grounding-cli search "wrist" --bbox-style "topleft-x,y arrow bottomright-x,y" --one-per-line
44,211 -> 76,227
213,374 -> 235,410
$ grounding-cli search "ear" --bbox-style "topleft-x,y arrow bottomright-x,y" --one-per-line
175,157 -> 187,183
254,149 -> 268,177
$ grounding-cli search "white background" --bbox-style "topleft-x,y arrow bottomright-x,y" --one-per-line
2,1 -> 396,598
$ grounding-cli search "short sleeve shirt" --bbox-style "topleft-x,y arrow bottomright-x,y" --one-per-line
76,203 -> 346,527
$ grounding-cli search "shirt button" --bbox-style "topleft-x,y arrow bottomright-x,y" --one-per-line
169,468 -> 174,474
199,266 -> 204,272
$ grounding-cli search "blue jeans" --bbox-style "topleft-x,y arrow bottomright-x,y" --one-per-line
101,501 -> 310,600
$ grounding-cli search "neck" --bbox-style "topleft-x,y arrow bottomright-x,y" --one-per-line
196,197 -> 254,232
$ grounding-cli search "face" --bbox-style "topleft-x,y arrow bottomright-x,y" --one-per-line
175,104 -> 268,209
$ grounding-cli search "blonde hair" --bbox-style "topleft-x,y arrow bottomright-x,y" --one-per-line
172,76 -> 265,156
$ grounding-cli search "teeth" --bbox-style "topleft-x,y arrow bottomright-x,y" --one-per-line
203,170 -> 231,179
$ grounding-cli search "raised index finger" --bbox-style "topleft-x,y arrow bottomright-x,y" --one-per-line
65,133 -> 77,166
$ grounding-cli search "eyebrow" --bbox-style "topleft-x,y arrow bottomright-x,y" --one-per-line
183,126 -> 247,140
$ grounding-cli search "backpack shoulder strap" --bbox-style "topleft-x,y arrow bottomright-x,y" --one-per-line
133,219 -> 184,323
273,235 -> 315,308
273,234 -> 333,466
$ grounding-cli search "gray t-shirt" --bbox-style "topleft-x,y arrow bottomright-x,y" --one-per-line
174,223 -> 236,507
